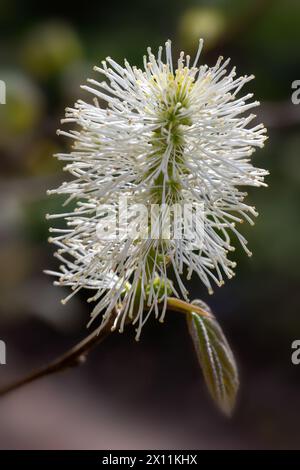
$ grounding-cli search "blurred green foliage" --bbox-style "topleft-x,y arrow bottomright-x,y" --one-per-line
179,6 -> 228,50
0,71 -> 44,143
20,21 -> 83,80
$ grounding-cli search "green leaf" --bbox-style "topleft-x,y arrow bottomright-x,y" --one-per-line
187,301 -> 239,416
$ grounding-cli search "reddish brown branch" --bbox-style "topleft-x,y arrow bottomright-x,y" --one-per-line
0,299 -> 211,398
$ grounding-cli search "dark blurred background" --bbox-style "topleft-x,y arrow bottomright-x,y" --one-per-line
0,0 -> 300,450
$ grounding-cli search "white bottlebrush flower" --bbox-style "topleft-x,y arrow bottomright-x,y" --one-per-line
46,39 -> 268,339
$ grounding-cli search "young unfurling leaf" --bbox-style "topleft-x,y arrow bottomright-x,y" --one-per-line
187,301 -> 239,416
